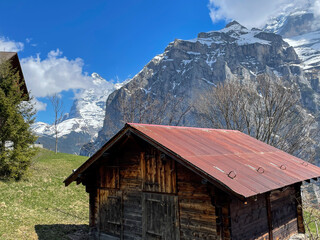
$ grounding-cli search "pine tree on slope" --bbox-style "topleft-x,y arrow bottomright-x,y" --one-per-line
0,59 -> 37,180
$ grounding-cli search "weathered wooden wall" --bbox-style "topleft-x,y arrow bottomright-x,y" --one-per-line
140,146 -> 179,239
86,137 -> 218,239
295,183 -> 305,234
270,187 -> 298,240
177,163 -> 217,240
141,148 -> 176,193
87,139 -> 144,239
230,194 -> 269,240
229,186 -> 300,240
84,135 -> 303,240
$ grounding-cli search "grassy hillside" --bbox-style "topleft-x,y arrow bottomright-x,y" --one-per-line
0,149 -> 89,240
1,148 -> 319,239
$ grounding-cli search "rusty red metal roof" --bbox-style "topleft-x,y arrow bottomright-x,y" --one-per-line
65,123 -> 320,198
129,123 -> 320,197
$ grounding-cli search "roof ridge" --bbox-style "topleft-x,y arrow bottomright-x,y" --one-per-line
127,123 -> 240,132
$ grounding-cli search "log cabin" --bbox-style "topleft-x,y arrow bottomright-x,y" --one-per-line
0,51 -> 29,99
64,123 -> 320,240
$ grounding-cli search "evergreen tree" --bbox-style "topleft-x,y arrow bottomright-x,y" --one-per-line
0,59 -> 37,180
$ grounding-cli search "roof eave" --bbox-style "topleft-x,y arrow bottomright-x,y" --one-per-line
128,126 -> 247,200
63,124 -> 130,186
64,123 -> 247,200
64,123 -> 320,200
0,52 -> 29,99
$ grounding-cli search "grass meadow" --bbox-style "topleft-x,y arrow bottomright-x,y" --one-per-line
0,149 -> 89,240
0,148 -> 319,239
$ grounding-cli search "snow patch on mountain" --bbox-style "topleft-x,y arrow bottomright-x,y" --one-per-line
32,73 -> 124,140
186,21 -> 271,47
265,8 -> 320,69
284,31 -> 320,70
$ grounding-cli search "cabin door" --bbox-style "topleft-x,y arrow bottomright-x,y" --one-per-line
99,189 -> 123,240
142,192 -> 180,240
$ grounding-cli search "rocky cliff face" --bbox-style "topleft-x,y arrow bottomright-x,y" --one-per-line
32,73 -> 123,154
265,9 -> 320,70
264,8 -> 320,117
82,21 -> 319,156
265,9 -> 320,170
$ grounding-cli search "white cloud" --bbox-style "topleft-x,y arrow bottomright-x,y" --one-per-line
32,98 -> 47,112
21,49 -> 94,98
0,37 -> 24,52
208,0 -> 319,28
19,98 -> 47,113
313,0 -> 320,17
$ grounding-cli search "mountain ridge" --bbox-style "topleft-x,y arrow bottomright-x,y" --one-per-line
82,20 -> 317,156
33,10 -> 320,157
32,73 -> 124,154
264,9 -> 320,70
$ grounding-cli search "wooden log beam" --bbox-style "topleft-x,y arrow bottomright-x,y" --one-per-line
295,183 -> 305,234
266,192 -> 273,240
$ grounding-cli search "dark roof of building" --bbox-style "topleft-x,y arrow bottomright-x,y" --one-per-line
0,52 -> 29,98
0,52 -> 16,63
64,123 -> 320,199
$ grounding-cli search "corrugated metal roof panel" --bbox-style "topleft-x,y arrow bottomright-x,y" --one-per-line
128,123 -> 320,198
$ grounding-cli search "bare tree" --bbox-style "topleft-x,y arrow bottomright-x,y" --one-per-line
49,94 -> 64,154
80,87 -> 192,156
299,185 -> 320,240
197,75 -> 317,159
119,87 -> 191,126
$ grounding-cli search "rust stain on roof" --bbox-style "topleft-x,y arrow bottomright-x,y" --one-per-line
65,123 -> 320,198
128,123 -> 320,198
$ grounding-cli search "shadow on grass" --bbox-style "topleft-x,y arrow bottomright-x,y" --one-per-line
35,224 -> 89,240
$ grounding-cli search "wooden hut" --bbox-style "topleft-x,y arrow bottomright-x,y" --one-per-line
64,123 -> 320,240
0,51 -> 29,99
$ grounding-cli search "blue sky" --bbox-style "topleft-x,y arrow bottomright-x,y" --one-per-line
0,0 -> 226,123
1,0 -> 222,79
0,0 -> 304,123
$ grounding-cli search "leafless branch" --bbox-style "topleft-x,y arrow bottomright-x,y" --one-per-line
49,93 -> 64,154
196,74 -> 318,160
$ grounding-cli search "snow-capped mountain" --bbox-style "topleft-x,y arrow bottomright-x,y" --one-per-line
82,21 -> 318,156
32,73 -> 124,154
285,31 -> 320,70
265,8 -> 320,70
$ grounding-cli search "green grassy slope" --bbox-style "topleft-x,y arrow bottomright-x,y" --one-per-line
0,149 -> 89,240
1,148 -> 318,239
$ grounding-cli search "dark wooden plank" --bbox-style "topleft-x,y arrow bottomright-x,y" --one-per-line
295,183 -> 305,233
99,189 -> 123,239
229,194 -> 269,240
177,163 -> 217,240
141,152 -> 146,190
174,193 -> 180,240
142,148 -> 177,194
266,193 -> 273,240
270,186 -> 298,239
142,193 -> 147,240
89,188 -> 98,227
100,165 -> 120,189
142,192 -> 179,240
122,191 -> 142,239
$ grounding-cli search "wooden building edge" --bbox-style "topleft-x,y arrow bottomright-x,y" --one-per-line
65,123 -> 320,240
0,51 -> 29,100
